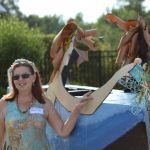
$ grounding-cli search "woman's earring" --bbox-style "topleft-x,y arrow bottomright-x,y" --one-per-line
32,82 -> 35,87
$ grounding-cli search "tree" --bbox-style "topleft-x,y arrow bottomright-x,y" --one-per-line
0,17 -> 48,93
117,0 -> 146,16
0,0 -> 22,17
24,15 -> 65,34
95,0 -> 149,51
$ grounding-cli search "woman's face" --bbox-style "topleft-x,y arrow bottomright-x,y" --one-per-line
12,66 -> 36,93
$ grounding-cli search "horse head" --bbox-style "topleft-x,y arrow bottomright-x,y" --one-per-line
46,24 -> 139,114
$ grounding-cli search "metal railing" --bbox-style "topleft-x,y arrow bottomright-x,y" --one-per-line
40,50 -> 120,87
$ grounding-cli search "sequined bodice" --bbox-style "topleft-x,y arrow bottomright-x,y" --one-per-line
5,100 -> 51,150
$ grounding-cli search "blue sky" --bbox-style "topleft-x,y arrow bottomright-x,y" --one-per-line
18,0 -> 150,23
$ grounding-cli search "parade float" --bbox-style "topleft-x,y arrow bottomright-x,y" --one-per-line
46,18 -> 150,150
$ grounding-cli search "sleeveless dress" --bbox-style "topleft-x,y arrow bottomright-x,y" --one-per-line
5,100 -> 51,150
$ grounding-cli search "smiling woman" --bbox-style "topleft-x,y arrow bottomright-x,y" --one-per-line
0,58 -> 93,150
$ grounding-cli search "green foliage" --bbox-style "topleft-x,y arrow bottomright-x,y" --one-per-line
24,15 -> 65,34
116,0 -> 146,16
0,0 -> 23,17
96,16 -> 122,50
144,11 -> 150,27
95,0 -> 150,51
40,34 -> 54,84
1,0 -> 150,90
0,16 -> 48,94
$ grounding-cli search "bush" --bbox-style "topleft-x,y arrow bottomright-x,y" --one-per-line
0,17 -> 48,94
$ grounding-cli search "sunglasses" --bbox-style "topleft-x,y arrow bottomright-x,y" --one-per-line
12,73 -> 32,80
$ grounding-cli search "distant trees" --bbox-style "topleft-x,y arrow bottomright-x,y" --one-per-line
0,0 -> 22,17
0,0 -> 150,93
116,0 -> 146,15
24,15 -> 65,34
0,17 -> 49,94
95,0 -> 150,50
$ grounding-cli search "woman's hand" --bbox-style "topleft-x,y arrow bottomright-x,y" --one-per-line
74,91 -> 93,112
46,91 -> 93,137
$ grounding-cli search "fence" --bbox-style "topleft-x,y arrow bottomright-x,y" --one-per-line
40,50 -> 120,87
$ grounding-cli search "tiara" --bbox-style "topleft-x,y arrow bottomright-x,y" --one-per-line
8,58 -> 37,74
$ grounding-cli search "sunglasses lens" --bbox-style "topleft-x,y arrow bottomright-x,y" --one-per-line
22,73 -> 30,79
13,73 -> 31,80
13,75 -> 20,80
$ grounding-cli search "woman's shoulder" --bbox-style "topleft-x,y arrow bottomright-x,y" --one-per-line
44,98 -> 53,107
0,98 -> 7,104
42,98 -> 56,118
43,98 -> 56,113
0,98 -> 7,111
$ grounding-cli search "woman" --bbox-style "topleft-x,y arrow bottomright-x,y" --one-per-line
0,58 -> 92,150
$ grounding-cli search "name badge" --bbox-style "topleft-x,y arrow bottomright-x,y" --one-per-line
30,107 -> 44,115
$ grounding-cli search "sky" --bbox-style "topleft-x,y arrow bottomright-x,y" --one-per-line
18,0 -> 150,23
